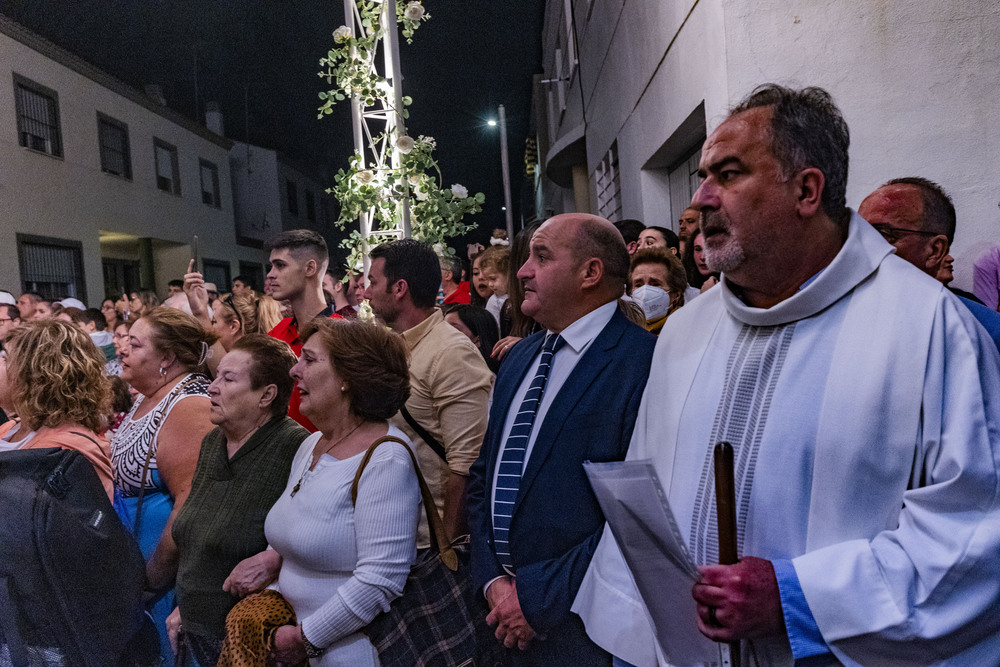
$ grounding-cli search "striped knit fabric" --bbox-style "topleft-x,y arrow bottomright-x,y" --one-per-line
690,323 -> 796,565
492,333 -> 564,569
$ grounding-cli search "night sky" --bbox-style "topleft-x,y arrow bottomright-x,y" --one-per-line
1,0 -> 544,254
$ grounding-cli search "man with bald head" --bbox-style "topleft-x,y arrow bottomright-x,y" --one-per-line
468,213 -> 656,665
859,177 -> 1000,351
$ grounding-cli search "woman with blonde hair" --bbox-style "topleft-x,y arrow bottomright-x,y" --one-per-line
111,306 -> 217,663
0,319 -> 114,497
183,262 -> 284,376
129,289 -> 160,320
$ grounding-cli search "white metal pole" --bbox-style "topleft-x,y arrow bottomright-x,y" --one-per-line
384,0 -> 411,239
498,104 -> 514,241
344,0 -> 372,276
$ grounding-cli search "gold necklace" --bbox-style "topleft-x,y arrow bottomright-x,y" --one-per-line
290,421 -> 365,497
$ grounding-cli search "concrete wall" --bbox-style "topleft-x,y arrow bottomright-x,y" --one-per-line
0,24 -> 267,304
538,0 -> 1000,290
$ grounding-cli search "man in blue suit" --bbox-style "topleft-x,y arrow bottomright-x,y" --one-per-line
467,213 -> 657,665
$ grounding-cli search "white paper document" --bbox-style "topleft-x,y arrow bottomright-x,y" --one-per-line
584,460 -> 727,666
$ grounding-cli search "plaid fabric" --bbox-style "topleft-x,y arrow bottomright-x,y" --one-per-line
363,538 -> 505,667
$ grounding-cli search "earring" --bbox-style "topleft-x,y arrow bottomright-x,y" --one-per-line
341,386 -> 346,392
159,367 -> 167,378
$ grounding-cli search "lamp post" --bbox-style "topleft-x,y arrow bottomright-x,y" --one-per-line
489,105 -> 515,242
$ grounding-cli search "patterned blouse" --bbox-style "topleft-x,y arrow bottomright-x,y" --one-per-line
111,373 -> 211,497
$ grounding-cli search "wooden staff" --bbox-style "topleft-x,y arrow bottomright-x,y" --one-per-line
714,441 -> 741,667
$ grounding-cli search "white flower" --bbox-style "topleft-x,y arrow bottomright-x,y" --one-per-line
404,1 -> 425,21
414,186 -> 429,201
395,135 -> 415,154
417,135 -> 436,148
332,25 -> 352,43
450,183 -> 468,199
354,170 -> 375,184
432,243 -> 445,256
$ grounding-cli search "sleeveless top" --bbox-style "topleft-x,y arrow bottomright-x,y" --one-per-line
111,373 -> 211,497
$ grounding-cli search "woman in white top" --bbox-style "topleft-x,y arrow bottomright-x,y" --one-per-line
225,318 -> 419,666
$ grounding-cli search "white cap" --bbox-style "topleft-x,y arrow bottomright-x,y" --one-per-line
0,292 -> 14,305
56,298 -> 86,310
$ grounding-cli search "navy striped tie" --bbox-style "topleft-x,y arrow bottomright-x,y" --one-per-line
493,333 -> 564,570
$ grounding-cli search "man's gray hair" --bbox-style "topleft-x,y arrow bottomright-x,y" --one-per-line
885,177 -> 956,244
574,218 -> 629,296
440,255 -> 463,283
731,84 -> 851,227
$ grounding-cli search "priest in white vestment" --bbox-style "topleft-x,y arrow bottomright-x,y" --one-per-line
573,84 -> 1000,666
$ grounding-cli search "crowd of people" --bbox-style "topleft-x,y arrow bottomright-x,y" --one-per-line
3,82 -> 1000,667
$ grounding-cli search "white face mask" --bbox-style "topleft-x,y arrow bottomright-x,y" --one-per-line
631,284 -> 671,321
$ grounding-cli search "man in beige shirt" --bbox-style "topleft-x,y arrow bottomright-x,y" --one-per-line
365,239 -> 493,544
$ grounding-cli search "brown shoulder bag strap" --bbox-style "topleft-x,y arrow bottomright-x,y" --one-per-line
351,435 -> 458,571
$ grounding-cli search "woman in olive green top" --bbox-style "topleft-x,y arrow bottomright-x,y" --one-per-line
167,334 -> 308,665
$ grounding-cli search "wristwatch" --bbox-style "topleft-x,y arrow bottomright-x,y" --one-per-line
300,623 -> 324,659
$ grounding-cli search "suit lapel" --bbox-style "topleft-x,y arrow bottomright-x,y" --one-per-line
515,311 -> 628,505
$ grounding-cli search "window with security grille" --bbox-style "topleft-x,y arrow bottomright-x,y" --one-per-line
14,74 -> 62,157
98,113 -> 131,179
17,234 -> 85,300
200,159 -> 220,207
595,142 -> 622,222
154,138 -> 181,194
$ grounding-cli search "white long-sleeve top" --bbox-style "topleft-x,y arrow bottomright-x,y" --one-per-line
265,426 -> 420,666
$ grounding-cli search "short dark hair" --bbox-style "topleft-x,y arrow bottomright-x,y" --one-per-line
615,219 -> 646,246
1,304 -> 21,321
731,84 -> 850,227
369,239 -> 441,309
230,333 -> 298,418
299,318 -> 411,421
167,279 -> 184,289
266,229 -> 329,266
443,303 -> 500,372
573,218 -> 629,295
645,226 -> 680,252
73,307 -> 107,331
884,177 -> 956,244
233,275 -> 255,289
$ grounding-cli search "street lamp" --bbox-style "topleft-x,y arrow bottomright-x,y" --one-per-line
488,105 -> 514,242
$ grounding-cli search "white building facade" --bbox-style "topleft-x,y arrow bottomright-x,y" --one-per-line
535,0 -> 1000,290
0,15 -> 269,305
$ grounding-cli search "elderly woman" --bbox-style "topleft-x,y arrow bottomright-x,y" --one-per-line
163,335 -> 308,665
628,247 -> 689,335
224,319 -> 418,666
0,320 -> 114,497
111,307 -> 216,663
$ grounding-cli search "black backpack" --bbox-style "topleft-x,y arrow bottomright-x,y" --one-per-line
0,447 -> 154,667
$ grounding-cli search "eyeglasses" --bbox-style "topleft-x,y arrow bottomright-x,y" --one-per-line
223,294 -> 244,330
871,224 -> 939,245
0,318 -> 12,324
